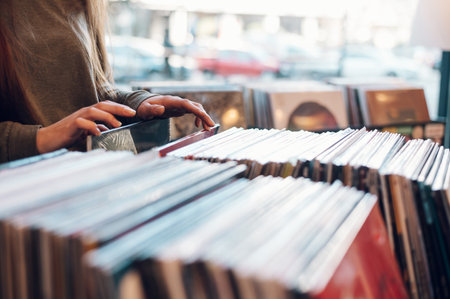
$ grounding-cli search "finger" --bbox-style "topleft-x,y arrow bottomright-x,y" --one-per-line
185,101 -> 215,127
80,107 -> 122,128
147,96 -> 215,126
95,101 -> 136,117
192,103 -> 209,126
96,124 -> 109,132
202,120 -> 211,131
190,102 -> 214,130
74,117 -> 101,136
195,116 -> 201,128
138,102 -> 165,120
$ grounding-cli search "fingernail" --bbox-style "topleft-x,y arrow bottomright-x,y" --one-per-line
116,121 -> 122,127
126,107 -> 136,115
155,105 -> 165,113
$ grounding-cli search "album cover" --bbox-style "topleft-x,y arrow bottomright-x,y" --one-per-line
243,80 -> 330,129
359,87 -> 430,126
267,90 -> 348,131
316,197 -> 408,299
327,77 -> 409,127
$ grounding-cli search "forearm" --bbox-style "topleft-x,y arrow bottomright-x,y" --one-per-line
0,121 -> 41,163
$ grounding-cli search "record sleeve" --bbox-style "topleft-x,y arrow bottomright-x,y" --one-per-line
311,196 -> 408,299
87,119 -> 170,153
327,76 -> 409,127
359,87 -> 430,127
267,89 -> 348,131
0,149 -> 68,171
157,124 -> 220,157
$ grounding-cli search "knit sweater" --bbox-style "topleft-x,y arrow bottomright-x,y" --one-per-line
0,0 -> 155,162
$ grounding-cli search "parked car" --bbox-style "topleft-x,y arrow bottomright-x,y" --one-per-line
278,45 -> 340,79
107,36 -> 165,82
196,48 -> 279,77
339,45 -> 429,80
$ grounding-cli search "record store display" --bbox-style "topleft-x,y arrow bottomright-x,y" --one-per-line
131,82 -> 247,140
0,149 -> 407,299
167,127 -> 450,299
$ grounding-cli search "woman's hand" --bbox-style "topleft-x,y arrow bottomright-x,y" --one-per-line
136,95 -> 215,130
36,101 -> 136,154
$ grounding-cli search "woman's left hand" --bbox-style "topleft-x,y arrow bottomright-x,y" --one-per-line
136,95 -> 215,130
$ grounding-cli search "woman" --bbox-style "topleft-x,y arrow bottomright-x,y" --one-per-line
0,0 -> 215,163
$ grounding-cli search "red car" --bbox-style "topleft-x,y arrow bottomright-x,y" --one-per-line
196,49 -> 279,77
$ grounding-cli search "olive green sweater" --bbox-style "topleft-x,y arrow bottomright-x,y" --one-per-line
0,0 -> 155,163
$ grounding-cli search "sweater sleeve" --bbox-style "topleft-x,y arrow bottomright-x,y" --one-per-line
0,121 -> 41,163
101,88 -> 159,111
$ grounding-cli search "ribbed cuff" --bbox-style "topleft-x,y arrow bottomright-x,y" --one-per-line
124,90 -> 159,111
8,124 -> 42,162
115,90 -> 159,124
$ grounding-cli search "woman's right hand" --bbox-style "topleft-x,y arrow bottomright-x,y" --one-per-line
36,101 -> 136,154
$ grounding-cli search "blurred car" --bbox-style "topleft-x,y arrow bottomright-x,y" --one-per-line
196,49 -> 279,77
339,45 -> 429,80
278,45 -> 340,79
107,36 -> 165,82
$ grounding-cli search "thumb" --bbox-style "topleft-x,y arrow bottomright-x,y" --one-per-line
139,102 -> 165,119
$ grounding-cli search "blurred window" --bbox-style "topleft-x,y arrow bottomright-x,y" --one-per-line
107,0 -> 440,118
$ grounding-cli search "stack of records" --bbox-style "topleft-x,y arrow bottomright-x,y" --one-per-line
166,127 -> 401,185
0,150 -> 246,299
131,82 -> 247,140
0,149 -> 407,299
380,139 -> 450,298
0,148 -> 68,171
243,81 -> 348,131
167,127 -> 450,299
85,177 -> 406,299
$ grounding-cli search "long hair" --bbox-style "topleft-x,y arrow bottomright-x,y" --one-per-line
83,0 -> 115,94
0,0 -> 115,122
